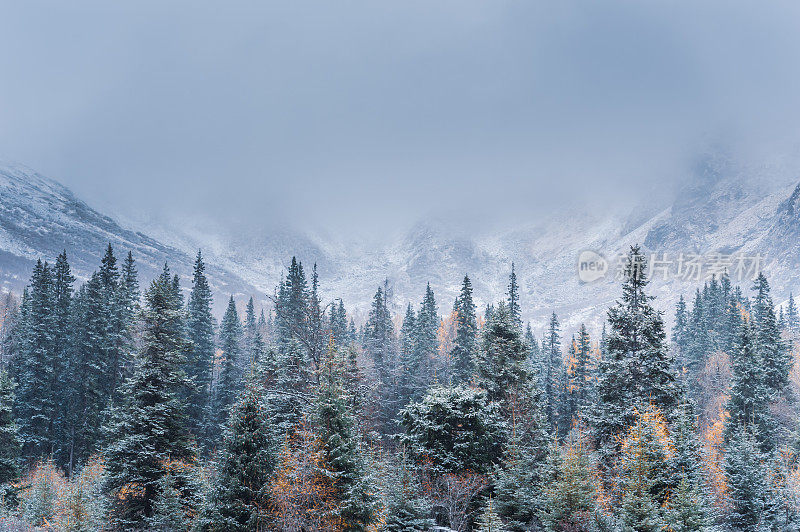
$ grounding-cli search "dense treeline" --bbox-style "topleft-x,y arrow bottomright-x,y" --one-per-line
0,244 -> 798,531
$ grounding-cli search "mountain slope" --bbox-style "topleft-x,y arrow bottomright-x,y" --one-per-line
0,163 -> 255,313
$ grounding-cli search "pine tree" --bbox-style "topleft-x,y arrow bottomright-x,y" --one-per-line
476,499 -> 508,532
451,275 -> 478,386
507,263 -> 522,331
724,426 -> 767,531
244,296 -> 264,367
215,296 -> 244,432
383,456 -> 433,532
475,302 -> 532,414
206,377 -> 276,531
146,471 -> 191,532
414,283 -> 438,390
0,369 -> 20,486
616,405 -> 672,532
751,273 -> 790,395
51,251 -> 74,468
104,264 -> 195,528
593,246 -> 680,461
315,344 -> 379,530
786,293 -> 799,337
398,303 -> 418,408
399,386 -> 505,475
15,259 -> 56,463
541,312 -> 564,432
725,320 -> 775,453
539,433 -> 598,532
186,250 -> 215,449
64,273 -> 109,473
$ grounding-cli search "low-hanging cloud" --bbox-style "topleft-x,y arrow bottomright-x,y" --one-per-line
2,1 -> 800,237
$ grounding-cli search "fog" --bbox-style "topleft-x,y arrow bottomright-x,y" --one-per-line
2,1 -> 800,237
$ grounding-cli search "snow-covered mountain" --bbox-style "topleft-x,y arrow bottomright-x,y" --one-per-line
0,162 -> 256,314
3,158 -> 800,334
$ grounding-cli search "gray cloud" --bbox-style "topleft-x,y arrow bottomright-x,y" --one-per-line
2,1 -> 800,236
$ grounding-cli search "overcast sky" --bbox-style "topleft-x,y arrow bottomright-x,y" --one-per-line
2,1 -> 800,236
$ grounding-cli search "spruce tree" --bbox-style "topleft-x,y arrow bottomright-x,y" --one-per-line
104,264 -> 195,528
51,251 -> 74,468
315,345 -> 379,530
451,275 -> 478,386
725,320 -> 775,453
0,369 -> 20,485
363,286 -> 397,425
207,377 -> 276,531
507,263 -> 522,331
724,426 -> 767,531
539,434 -> 598,532
215,296 -> 244,432
751,273 -> 790,395
243,296 -> 264,367
145,471 -> 191,532
15,259 -> 56,462
186,250 -> 215,448
414,283 -> 438,391
593,246 -> 680,461
398,303 -> 418,408
541,312 -> 564,432
786,293 -> 799,337
384,456 -> 433,532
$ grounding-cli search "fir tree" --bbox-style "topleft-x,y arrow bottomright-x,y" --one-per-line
104,264 -> 195,528
785,292 -> 799,336
384,456 -> 433,532
206,377 -> 276,531
539,433 -> 598,532
186,250 -> 215,448
593,246 -> 680,461
398,303 -> 418,408
451,275 -> 478,386
0,369 -> 20,486
315,344 -> 379,530
51,251 -> 74,468
243,296 -> 264,367
724,426 -> 767,531
15,259 -> 56,462
414,283 -> 438,390
146,471 -> 191,532
476,499 -> 508,532
751,273 -> 790,395
507,263 -> 522,331
475,302 -> 533,414
541,312 -> 564,432
215,296 -> 244,431
725,320 -> 775,453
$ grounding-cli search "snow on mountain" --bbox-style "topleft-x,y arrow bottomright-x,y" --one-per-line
2,157 -> 800,336
0,162 -> 256,313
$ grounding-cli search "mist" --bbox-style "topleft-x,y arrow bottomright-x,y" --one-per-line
2,1 -> 800,237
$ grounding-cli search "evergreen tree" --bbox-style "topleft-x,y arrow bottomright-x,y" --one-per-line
451,275 -> 478,386
565,325 -> 593,426
15,259 -> 56,462
64,273 -> 109,473
414,283 -> 438,390
507,263 -> 522,331
330,299 -> 349,347
206,377 -> 276,531
664,403 -> 710,531
399,386 -> 505,475
616,405 -> 671,532
592,246 -> 680,461
476,499 -> 508,532
51,251 -> 74,467
384,457 -> 433,532
146,471 -> 191,532
315,345 -> 379,530
672,295 -> 689,373
786,292 -> 799,336
475,302 -> 532,413
0,369 -> 20,485
215,296 -> 244,431
104,264 -> 195,528
186,250 -> 215,448
363,286 -> 397,426
751,273 -> 790,395
398,303 -> 418,408
541,312 -> 564,431
725,320 -> 775,453
275,257 -> 308,351
243,296 -> 264,367
539,434 -> 598,532
724,426 -> 767,531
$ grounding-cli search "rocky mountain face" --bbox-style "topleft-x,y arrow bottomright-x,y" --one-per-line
2,159 -> 800,335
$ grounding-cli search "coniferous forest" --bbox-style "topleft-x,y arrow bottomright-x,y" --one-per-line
0,244 -> 798,531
